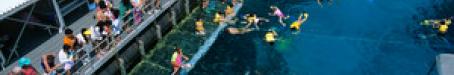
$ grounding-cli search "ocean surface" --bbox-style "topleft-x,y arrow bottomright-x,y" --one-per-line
130,0 -> 454,75
188,0 -> 454,75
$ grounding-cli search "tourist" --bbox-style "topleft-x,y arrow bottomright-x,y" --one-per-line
270,6 -> 289,26
421,17 -> 452,36
171,46 -> 190,75
225,4 -> 234,16
264,29 -> 278,45
244,14 -> 259,29
226,27 -> 253,35
213,11 -> 225,24
58,45 -> 75,75
195,18 -> 206,35
154,0 -> 161,10
63,29 -> 76,49
81,28 -> 92,45
132,0 -> 144,25
18,57 -> 38,75
290,12 -> 309,32
41,52 -> 61,75
75,29 -> 87,49
112,9 -> 122,36
120,0 -> 133,21
438,18 -> 451,36
90,25 -> 103,46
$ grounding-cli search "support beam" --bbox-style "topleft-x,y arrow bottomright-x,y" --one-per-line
52,0 -> 66,33
185,0 -> 190,15
117,58 -> 127,75
155,25 -> 162,40
137,40 -> 145,56
4,17 -> 59,29
171,10 -> 177,26
8,4 -> 36,63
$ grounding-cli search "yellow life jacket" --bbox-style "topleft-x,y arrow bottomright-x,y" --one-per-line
196,21 -> 204,31
226,6 -> 233,15
171,52 -> 178,63
265,32 -> 275,42
214,13 -> 222,23
247,16 -> 256,23
439,25 -> 448,34
290,21 -> 302,30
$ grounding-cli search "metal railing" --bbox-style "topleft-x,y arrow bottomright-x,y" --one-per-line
67,1 -> 169,74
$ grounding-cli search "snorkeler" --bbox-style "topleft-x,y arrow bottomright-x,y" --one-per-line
317,0 -> 334,7
195,18 -> 206,35
227,27 -> 253,35
421,17 -> 452,35
171,46 -> 190,75
264,29 -> 278,45
290,12 -> 309,32
243,14 -> 269,30
225,4 -> 234,16
213,11 -> 225,24
270,6 -> 289,26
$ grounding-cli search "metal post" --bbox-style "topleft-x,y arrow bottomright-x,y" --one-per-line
155,25 -> 162,40
8,4 -> 36,63
171,10 -> 177,26
137,40 -> 145,56
0,50 -> 5,70
117,58 -> 127,75
185,0 -> 190,15
52,0 -> 66,33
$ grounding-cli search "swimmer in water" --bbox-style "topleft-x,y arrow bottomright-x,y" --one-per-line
270,6 -> 289,26
243,14 -> 269,30
290,12 -> 309,33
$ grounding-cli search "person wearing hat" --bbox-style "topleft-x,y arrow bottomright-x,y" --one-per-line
18,57 -> 37,75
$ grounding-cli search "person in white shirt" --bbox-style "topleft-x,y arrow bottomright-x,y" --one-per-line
58,45 -> 75,73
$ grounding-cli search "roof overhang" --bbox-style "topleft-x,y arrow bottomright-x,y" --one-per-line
0,0 -> 39,20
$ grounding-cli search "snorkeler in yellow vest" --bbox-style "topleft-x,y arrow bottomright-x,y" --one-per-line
214,12 -> 225,24
195,18 -> 206,35
265,29 -> 278,44
225,4 -> 234,16
290,12 -> 309,32
421,17 -> 452,35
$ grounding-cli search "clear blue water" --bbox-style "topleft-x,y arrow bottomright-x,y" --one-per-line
189,0 -> 453,75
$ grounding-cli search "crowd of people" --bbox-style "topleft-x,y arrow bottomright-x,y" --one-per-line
8,0 -> 162,75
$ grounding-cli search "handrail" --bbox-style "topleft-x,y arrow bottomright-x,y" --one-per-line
70,1 -> 162,74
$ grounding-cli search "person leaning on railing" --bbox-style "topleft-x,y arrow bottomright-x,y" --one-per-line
58,45 -> 76,75
41,52 -> 62,75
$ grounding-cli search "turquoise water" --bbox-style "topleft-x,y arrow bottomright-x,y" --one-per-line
189,0 -> 453,75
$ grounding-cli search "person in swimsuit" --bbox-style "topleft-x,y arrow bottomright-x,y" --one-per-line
290,12 -> 309,32
171,47 -> 189,75
195,18 -> 206,35
265,29 -> 278,45
270,6 -> 289,26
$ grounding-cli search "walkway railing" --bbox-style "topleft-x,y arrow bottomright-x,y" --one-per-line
70,0 -> 178,74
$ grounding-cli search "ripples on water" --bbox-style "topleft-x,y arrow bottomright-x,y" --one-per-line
132,0 -> 454,75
